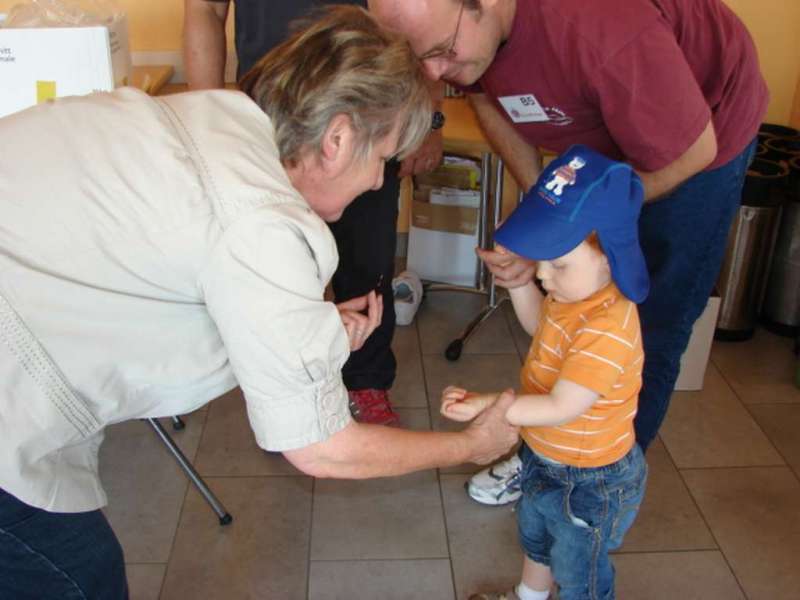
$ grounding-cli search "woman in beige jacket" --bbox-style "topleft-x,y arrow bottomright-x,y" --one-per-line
0,7 -> 518,598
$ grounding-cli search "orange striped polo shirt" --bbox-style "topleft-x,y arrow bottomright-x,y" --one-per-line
520,283 -> 643,467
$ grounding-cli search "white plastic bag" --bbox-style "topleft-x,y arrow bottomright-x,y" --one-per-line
3,0 -> 124,28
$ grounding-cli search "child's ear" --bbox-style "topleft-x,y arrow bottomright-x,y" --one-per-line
598,252 -> 611,278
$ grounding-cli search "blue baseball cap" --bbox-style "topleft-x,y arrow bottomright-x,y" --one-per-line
494,145 -> 650,303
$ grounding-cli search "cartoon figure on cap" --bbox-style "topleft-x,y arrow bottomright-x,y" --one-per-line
438,145 -> 650,600
544,155 -> 586,196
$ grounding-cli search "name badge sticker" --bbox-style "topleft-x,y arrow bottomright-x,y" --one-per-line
498,94 -> 550,123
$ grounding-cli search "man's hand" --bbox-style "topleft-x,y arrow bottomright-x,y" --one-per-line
476,244 -> 537,289
462,389 -> 519,465
336,291 -> 382,351
399,129 -> 444,178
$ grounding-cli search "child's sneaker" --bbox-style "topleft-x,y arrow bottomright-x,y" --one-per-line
392,270 -> 423,326
466,454 -> 523,505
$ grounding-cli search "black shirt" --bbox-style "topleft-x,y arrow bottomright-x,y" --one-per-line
229,0 -> 367,78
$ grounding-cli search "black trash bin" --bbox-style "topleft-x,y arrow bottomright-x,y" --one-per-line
715,158 -> 788,341
758,123 -> 799,142
763,137 -> 800,165
762,156 -> 800,335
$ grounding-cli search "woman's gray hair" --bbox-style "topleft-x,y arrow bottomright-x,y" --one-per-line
239,5 -> 432,166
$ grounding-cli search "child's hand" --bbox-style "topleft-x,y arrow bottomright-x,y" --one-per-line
440,386 -> 496,422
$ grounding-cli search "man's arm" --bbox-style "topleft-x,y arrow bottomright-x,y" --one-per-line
183,0 -> 230,90
283,390 -> 519,478
636,119 -> 717,202
467,94 -> 547,292
468,93 -> 542,192
398,80 -> 446,177
470,90 -> 717,203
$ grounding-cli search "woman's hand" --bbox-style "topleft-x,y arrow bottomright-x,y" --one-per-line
336,290 -> 382,351
440,386 -> 497,422
475,243 -> 537,289
463,389 -> 520,465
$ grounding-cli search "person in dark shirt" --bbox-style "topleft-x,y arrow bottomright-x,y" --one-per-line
184,0 -> 446,424
371,0 -> 767,521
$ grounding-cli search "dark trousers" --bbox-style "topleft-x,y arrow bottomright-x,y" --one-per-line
329,161 -> 401,391
0,487 -> 128,600
634,139 -> 757,451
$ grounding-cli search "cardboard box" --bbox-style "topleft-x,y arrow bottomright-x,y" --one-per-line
407,185 -> 481,286
414,164 -> 480,190
0,15 -> 130,118
674,294 -> 721,391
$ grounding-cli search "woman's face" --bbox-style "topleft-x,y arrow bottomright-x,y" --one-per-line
313,124 -> 402,222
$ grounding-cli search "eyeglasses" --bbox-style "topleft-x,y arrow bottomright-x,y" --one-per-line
419,0 -> 465,61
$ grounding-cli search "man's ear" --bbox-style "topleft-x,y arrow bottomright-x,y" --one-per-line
320,113 -> 354,174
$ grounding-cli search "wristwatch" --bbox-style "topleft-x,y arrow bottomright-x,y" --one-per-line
431,110 -> 446,131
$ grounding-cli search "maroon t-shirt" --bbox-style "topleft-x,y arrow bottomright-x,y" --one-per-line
475,0 -> 768,171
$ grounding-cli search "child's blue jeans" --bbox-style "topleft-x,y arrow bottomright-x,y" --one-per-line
516,444 -> 647,600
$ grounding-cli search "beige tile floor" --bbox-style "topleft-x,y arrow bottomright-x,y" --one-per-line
100,293 -> 800,600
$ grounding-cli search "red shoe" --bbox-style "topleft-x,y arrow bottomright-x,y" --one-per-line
348,389 -> 400,426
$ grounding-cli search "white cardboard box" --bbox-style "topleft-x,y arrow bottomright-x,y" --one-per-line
407,185 -> 481,287
0,16 -> 130,118
408,224 -> 480,287
674,295 -> 721,391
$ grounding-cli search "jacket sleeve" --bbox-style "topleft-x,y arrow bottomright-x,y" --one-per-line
200,202 -> 352,451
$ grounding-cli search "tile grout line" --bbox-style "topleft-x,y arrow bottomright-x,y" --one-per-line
157,408 -> 212,599
669,462 -> 751,598
415,302 -> 459,599
739,402 -> 800,486
678,464 -> 790,472
661,365 -> 753,600
710,353 -> 798,486
308,556 -> 452,563
612,547 -> 724,556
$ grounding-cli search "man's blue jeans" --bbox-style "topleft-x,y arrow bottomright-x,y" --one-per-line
0,487 -> 128,599
634,139 -> 758,451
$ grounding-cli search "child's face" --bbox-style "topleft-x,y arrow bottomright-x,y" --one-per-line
536,241 -> 611,303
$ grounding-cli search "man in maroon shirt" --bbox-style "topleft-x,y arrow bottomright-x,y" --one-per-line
371,0 -> 767,495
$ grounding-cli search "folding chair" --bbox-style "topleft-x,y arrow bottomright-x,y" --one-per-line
425,154 -> 514,360
146,416 -> 233,526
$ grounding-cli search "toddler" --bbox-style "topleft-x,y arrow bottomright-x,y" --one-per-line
442,146 -> 650,600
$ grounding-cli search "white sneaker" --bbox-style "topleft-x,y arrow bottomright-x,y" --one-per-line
466,454 -> 523,506
392,270 -> 423,326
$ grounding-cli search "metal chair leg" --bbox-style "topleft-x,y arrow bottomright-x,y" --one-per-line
428,156 -> 515,361
444,294 -> 511,361
146,418 -> 233,526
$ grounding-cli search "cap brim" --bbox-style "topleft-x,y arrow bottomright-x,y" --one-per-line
494,194 -> 592,260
